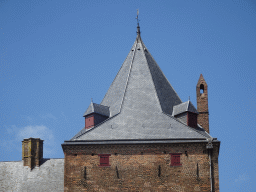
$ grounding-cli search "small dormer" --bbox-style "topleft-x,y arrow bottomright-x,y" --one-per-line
172,100 -> 199,128
83,102 -> 110,129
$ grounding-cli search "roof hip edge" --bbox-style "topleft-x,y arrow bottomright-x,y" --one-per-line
118,39 -> 138,113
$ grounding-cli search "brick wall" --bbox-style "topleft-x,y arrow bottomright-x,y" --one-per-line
63,142 -> 220,192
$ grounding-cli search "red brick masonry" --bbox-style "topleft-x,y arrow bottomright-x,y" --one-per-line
63,142 -> 219,192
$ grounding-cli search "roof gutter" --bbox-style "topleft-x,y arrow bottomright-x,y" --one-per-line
206,138 -> 214,192
62,138 -> 220,146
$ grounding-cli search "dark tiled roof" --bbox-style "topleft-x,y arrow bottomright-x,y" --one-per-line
172,100 -> 199,116
68,30 -> 212,143
83,102 -> 110,117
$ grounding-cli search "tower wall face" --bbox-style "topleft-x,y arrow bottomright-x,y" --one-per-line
63,143 -> 219,192
197,75 -> 209,133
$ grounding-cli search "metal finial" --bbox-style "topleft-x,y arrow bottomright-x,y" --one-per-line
91,98 -> 93,103
136,9 -> 141,37
136,9 -> 140,26
188,96 -> 190,101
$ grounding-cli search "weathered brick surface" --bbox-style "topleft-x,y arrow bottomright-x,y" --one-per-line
63,142 -> 219,192
211,145 -> 220,192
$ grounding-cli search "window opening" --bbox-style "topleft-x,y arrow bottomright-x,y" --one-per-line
116,166 -> 119,178
158,165 -> 161,177
84,166 -> 87,179
170,153 -> 182,166
200,84 -> 204,94
197,163 -> 199,178
98,154 -> 111,166
85,115 -> 94,129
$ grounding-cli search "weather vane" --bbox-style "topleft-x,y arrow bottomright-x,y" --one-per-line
136,9 -> 140,26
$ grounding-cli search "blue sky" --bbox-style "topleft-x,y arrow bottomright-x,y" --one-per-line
1,0 -> 255,191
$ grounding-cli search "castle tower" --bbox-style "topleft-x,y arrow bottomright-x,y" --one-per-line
62,24 -> 220,192
196,74 -> 209,133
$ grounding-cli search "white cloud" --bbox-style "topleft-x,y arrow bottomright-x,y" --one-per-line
2,124 -> 57,157
17,125 -> 51,140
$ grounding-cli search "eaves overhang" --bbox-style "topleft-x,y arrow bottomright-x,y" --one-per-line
62,138 -> 220,146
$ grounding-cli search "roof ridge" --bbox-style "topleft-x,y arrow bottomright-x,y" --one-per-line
141,41 -> 163,111
186,100 -> 189,111
119,40 -> 138,113
141,41 -> 183,105
100,43 -> 136,107
91,102 -> 94,112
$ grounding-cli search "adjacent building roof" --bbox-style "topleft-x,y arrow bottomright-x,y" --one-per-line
0,159 -> 64,192
83,102 -> 110,117
172,100 -> 199,116
66,25 -> 212,143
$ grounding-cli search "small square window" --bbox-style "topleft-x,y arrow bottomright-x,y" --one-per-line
98,154 -> 111,166
85,115 -> 94,129
170,153 -> 182,166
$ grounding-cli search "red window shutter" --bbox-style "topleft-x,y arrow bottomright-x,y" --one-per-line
170,153 -> 182,166
85,115 -> 94,129
98,154 -> 111,166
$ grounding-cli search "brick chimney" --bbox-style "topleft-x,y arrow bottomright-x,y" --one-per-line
22,138 -> 43,169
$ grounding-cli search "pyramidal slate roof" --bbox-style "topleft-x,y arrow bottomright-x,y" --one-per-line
83,102 -> 110,117
67,26 -> 212,143
172,100 -> 199,116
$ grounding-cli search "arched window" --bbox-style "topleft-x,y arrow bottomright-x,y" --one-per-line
200,84 -> 204,94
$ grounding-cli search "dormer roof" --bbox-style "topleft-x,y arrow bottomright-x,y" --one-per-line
172,100 -> 199,116
83,102 -> 110,117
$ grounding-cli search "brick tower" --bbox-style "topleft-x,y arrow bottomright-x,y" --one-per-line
197,74 -> 209,133
62,24 -> 220,191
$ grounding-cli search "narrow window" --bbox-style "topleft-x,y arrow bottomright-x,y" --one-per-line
200,84 -> 204,94
116,166 -> 119,178
98,154 -> 111,166
197,163 -> 199,178
84,166 -> 87,179
170,153 -> 182,166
